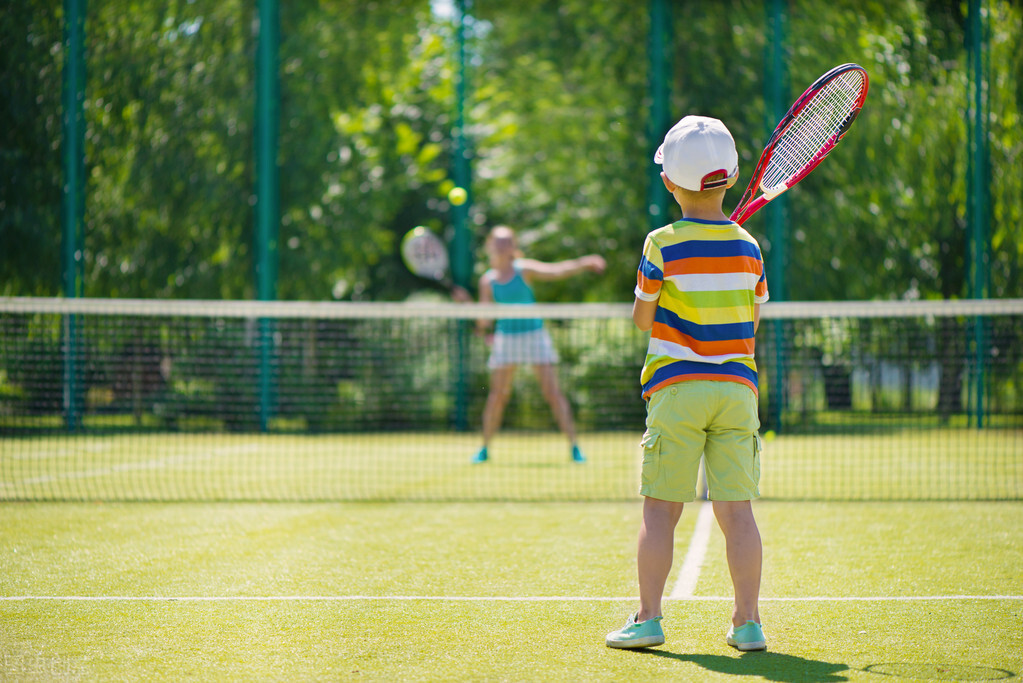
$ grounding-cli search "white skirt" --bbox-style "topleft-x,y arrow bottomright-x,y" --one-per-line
488,328 -> 559,369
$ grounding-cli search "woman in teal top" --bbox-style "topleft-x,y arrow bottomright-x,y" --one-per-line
489,264 -> 545,334
470,225 -> 606,464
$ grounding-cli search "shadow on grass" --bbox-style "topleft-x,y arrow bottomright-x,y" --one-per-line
862,663 -> 1016,680
630,649 -> 850,682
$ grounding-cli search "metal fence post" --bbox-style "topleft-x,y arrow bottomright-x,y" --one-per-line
647,0 -> 670,233
765,0 -> 788,435
967,0 -> 989,428
451,0 -> 474,432
62,0 -> 86,431
255,0 -> 280,432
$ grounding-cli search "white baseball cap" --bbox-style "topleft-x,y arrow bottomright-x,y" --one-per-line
654,115 -> 739,191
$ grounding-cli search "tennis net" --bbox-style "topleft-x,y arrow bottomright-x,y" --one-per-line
1,297 -> 1020,501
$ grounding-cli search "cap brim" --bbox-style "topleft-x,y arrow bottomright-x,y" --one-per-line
653,144 -> 664,164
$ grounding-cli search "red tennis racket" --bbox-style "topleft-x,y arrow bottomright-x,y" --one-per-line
730,63 -> 869,225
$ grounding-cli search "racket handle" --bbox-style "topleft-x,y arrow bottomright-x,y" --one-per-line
731,196 -> 769,225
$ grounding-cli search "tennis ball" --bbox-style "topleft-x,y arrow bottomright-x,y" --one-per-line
764,430 -> 776,442
448,186 -> 468,206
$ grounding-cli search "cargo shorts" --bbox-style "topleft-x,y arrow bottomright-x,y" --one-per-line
640,380 -> 762,503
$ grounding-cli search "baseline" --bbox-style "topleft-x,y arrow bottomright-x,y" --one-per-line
1,595 -> 1020,603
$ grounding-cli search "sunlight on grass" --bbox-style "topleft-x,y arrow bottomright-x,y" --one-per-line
2,427 -> 1021,501
1,501 -> 1021,681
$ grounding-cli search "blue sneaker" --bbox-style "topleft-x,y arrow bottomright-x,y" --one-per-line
606,613 -> 664,649
571,445 -> 587,463
471,447 -> 488,464
726,621 -> 766,651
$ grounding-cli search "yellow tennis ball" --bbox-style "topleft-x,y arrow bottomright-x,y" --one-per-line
764,430 -> 776,442
448,186 -> 467,206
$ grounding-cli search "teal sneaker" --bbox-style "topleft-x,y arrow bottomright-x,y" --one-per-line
726,620 -> 766,651
571,445 -> 587,463
605,613 -> 664,649
471,447 -> 488,464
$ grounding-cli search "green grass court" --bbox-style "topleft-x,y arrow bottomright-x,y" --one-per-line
2,428 -> 1022,680
3,428 -> 1021,501
2,499 -> 1022,681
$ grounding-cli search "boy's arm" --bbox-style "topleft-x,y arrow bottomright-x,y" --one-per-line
753,303 -> 761,334
632,297 -> 658,331
518,255 -> 606,282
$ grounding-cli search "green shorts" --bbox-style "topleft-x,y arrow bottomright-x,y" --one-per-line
640,380 -> 762,503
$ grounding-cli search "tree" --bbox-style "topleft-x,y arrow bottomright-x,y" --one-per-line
82,0 -> 255,298
469,0 -> 651,302
279,1 -> 457,301
1,1 -> 1019,304
0,4 -> 63,295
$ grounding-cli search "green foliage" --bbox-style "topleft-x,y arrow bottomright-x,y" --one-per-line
81,0 -> 256,298
0,5 -> 63,295
1,1 -> 1020,302
470,1 -> 651,302
278,1 -> 455,300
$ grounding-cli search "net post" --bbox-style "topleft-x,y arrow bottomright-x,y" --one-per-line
255,0 -> 280,432
61,0 -> 86,431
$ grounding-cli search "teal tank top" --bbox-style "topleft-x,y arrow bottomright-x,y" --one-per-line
490,265 -> 544,334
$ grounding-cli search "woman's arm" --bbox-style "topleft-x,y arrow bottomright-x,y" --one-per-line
518,254 -> 606,282
476,273 -> 494,335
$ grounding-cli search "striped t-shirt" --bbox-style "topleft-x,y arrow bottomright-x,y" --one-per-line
634,218 -> 769,399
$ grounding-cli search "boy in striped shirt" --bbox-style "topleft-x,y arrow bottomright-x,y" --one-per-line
606,116 -> 769,652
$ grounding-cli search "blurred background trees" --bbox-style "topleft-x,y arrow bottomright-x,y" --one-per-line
2,0 -> 1020,302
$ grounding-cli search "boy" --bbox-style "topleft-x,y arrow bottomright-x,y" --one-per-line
606,116 -> 769,651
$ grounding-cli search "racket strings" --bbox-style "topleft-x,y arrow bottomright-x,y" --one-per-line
762,71 -> 865,191
402,231 -> 450,280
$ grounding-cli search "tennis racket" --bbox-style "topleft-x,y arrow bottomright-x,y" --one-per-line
730,63 -> 869,226
401,226 -> 454,290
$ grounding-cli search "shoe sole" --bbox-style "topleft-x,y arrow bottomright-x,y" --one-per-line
726,637 -> 766,651
606,635 -> 665,649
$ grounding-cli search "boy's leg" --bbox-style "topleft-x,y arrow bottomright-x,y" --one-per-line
637,496 -> 686,621
702,383 -> 762,627
711,500 -> 762,627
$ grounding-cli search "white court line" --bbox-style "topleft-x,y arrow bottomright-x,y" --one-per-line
670,501 -> 715,600
2,595 -> 1020,603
